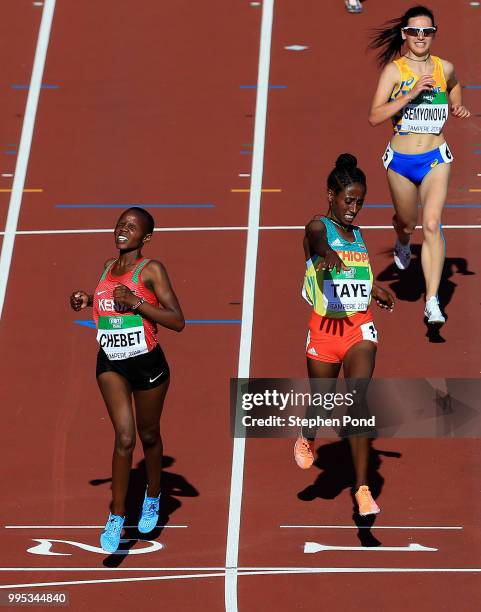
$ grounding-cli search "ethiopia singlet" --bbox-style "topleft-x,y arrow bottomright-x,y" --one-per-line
93,258 -> 159,360
390,55 -> 448,135
302,217 -> 373,318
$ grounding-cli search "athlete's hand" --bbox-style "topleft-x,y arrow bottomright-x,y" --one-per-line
112,284 -> 137,307
70,291 -> 90,311
451,104 -> 470,119
372,286 -> 394,311
316,247 -> 350,274
408,75 -> 435,101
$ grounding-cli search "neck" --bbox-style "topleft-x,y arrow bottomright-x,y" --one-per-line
117,250 -> 142,266
404,52 -> 430,62
328,214 -> 351,231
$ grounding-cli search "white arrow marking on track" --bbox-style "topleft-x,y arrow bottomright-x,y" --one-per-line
27,538 -> 163,556
304,542 -> 438,554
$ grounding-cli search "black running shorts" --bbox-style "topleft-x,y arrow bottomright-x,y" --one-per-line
96,344 -> 170,390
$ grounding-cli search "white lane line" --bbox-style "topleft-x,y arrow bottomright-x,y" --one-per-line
1,174 -> 14,178
225,2 -> 274,611
284,45 -> 309,51
304,542 -> 437,553
0,567 -> 224,572
280,525 -> 463,530
3,567 -> 481,589
5,525 -> 187,529
0,0 -> 56,319
3,224 -> 481,237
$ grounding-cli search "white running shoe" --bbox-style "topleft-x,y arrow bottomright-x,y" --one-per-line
424,296 -> 445,324
393,239 -> 411,270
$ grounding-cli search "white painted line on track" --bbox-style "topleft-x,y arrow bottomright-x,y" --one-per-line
0,567 -> 224,572
0,0 -> 56,319
5,525 -> 187,529
304,542 -> 437,553
3,568 -> 481,589
225,2 -> 274,611
280,525 -> 463,530
3,224 -> 481,237
1,174 -> 14,178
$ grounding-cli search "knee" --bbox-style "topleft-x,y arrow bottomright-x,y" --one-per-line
138,426 -> 160,449
394,215 -> 416,234
115,431 -> 136,456
423,217 -> 441,236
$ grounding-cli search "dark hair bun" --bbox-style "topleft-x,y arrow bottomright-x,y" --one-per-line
335,153 -> 357,171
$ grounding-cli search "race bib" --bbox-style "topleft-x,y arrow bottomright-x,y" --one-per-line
400,95 -> 448,134
323,279 -> 371,313
97,315 -> 148,360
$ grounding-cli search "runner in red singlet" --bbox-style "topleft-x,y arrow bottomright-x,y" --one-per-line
70,207 -> 184,552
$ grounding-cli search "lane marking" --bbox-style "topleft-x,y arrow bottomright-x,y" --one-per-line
226,2 -> 274,610
0,0 -> 56,319
304,542 -> 437,554
284,45 -> 309,51
5,525 -> 187,529
3,224 -> 481,237
240,85 -> 286,89
1,174 -> 14,178
55,203 -> 214,209
27,538 -> 163,556
280,525 -> 463,530
0,188 -> 42,193
3,568 -> 481,589
238,173 -> 250,177
74,320 -> 241,329
469,189 -> 481,192
11,84 -> 60,90
231,188 -> 281,192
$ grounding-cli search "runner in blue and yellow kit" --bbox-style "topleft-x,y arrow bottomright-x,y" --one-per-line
294,154 -> 394,516
368,5 -> 470,325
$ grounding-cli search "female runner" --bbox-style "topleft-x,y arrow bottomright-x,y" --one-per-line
70,207 -> 184,552
368,5 -> 470,324
294,154 -> 394,516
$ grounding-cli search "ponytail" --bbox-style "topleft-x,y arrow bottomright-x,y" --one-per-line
368,5 -> 436,67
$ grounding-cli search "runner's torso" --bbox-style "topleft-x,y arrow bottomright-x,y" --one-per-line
93,258 -> 159,360
390,55 -> 448,154
302,217 -> 373,318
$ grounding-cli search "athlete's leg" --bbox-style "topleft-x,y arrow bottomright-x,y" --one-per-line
342,341 -> 377,489
133,379 -> 170,498
387,168 -> 419,245
304,358 -> 342,440
97,372 -> 135,516
419,163 -> 450,299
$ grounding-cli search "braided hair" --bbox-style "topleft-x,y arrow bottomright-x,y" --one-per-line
368,5 -> 436,67
327,154 -> 366,195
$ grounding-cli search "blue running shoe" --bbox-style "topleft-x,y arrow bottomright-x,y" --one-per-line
100,513 -> 124,553
138,491 -> 160,534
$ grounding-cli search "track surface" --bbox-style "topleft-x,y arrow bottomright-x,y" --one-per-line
0,1 -> 480,610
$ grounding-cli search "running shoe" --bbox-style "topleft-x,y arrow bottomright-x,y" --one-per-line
138,491 -> 161,534
355,485 -> 380,517
294,437 -> 315,469
345,0 -> 363,12
424,296 -> 445,324
100,513 -> 125,553
393,239 -> 411,270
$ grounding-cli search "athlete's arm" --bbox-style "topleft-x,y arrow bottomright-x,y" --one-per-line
371,284 -> 394,311
368,63 -> 434,127
305,219 -> 349,274
113,261 -> 185,332
442,60 -> 471,119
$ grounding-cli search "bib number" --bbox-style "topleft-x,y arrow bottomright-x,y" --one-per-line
324,279 -> 371,313
97,315 -> 148,360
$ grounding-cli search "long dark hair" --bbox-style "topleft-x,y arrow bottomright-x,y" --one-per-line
327,154 -> 366,194
368,5 -> 436,67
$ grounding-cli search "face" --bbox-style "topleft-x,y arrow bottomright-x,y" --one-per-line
328,183 -> 366,225
114,211 -> 152,250
402,15 -> 436,56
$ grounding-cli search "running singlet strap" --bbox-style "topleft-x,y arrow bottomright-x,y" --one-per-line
302,218 -> 373,318
390,56 -> 448,135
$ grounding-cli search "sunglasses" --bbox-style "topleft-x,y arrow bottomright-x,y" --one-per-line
402,26 -> 437,37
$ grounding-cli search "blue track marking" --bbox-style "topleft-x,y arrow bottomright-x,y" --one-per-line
75,319 -> 241,329
239,85 -> 287,89
56,204 -> 215,209
364,204 -> 481,208
11,84 -> 60,89
462,85 -> 481,89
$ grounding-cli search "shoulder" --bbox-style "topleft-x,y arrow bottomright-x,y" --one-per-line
438,57 -> 455,78
103,258 -> 116,269
305,216 -> 327,233
141,259 -> 169,282
382,61 -> 402,81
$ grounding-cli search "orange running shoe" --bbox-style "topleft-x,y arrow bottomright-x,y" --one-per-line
355,485 -> 380,516
294,437 -> 315,469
